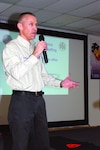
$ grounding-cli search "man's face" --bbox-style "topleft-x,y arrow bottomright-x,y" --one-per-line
17,14 -> 38,42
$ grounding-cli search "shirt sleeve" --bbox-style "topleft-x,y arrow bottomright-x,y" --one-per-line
40,58 -> 61,87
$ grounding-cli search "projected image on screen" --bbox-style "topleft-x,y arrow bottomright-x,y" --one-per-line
0,29 -> 69,95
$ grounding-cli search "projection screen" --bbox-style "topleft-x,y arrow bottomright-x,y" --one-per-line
0,24 -> 88,128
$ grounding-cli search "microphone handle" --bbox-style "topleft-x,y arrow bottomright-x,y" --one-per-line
39,34 -> 48,63
43,50 -> 48,63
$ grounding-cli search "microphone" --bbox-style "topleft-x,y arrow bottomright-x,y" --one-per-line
39,34 -> 48,63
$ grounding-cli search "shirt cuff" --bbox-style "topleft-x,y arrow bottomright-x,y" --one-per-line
29,54 -> 39,64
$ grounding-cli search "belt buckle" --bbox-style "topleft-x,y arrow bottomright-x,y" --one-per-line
35,92 -> 38,96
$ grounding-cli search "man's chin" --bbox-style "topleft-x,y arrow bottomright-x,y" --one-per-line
31,34 -> 36,39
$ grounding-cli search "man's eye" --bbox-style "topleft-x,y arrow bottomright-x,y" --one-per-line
36,23 -> 38,27
29,22 -> 38,27
30,23 -> 33,26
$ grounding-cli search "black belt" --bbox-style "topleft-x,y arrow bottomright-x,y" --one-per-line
12,90 -> 44,96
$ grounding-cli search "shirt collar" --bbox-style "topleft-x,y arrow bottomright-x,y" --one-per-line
17,35 -> 31,48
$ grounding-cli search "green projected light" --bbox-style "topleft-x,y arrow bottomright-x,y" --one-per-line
0,29 -> 69,95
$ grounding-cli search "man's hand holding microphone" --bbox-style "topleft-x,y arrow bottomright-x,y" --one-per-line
33,34 -> 48,63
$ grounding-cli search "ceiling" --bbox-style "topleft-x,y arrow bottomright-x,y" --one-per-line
0,0 -> 100,36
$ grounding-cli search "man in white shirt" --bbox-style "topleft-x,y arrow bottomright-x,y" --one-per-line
2,12 -> 79,150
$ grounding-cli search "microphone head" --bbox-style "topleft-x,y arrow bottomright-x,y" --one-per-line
39,34 -> 44,41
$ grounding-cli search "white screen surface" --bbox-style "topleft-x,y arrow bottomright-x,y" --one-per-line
45,39 -> 85,122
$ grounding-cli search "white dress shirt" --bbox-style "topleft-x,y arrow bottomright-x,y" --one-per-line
2,35 -> 61,92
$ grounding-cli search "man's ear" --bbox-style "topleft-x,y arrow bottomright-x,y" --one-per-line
17,23 -> 22,31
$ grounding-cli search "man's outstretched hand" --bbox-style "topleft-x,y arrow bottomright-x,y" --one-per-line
61,74 -> 80,89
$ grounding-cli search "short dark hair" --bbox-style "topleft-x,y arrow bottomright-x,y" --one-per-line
18,12 -> 36,23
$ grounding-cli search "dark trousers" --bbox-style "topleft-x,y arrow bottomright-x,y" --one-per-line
8,92 -> 50,150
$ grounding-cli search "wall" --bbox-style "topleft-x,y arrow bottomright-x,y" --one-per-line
88,35 -> 100,126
